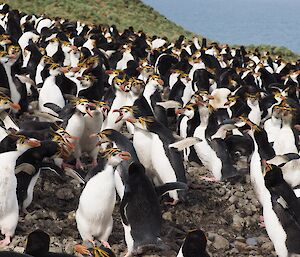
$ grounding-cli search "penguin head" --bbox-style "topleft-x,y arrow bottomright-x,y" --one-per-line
15,135 -> 41,152
25,229 -> 50,255
224,94 -> 239,107
262,161 -> 284,189
182,229 -> 208,256
126,116 -> 155,130
0,34 -> 12,47
129,78 -> 145,95
77,74 -> 97,87
101,147 -> 131,167
139,65 -> 154,76
61,40 -> 72,53
0,93 -> 21,111
75,98 -> 95,117
179,73 -> 191,84
92,100 -> 110,117
113,105 -> 136,123
112,76 -> 130,92
176,103 -> 195,119
147,74 -> 164,92
48,62 -> 62,76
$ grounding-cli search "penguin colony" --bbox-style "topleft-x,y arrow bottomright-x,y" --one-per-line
0,2 -> 299,257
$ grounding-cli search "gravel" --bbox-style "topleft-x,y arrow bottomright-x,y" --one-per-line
0,162 -> 277,256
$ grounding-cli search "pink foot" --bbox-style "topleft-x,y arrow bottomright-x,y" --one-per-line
0,236 -> 11,247
76,159 -> 84,170
164,199 -> 179,206
101,240 -> 111,249
199,176 -> 217,182
259,215 -> 265,228
91,159 -> 98,168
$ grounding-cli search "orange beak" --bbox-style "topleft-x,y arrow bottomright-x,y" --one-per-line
71,67 -> 81,72
105,70 -> 113,74
86,107 -> 93,117
26,139 -> 41,147
126,117 -> 137,123
77,76 -> 84,81
175,108 -> 184,115
207,95 -> 214,100
10,102 -> 21,110
157,79 -> 164,86
113,109 -> 123,123
119,151 -> 131,160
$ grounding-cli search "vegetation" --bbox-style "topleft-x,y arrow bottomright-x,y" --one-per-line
4,0 -> 299,60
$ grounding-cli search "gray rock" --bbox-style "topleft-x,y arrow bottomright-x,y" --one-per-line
261,242 -> 274,252
234,240 -> 247,251
232,214 -> 245,232
246,237 -> 258,246
162,211 -> 173,222
212,234 -> 229,250
56,188 -> 75,200
229,195 -> 238,203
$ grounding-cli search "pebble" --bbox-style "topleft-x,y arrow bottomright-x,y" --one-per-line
261,242 -> 274,252
246,237 -> 258,246
232,214 -> 245,232
234,240 -> 248,251
210,234 -> 230,250
162,211 -> 173,222
55,188 -> 75,200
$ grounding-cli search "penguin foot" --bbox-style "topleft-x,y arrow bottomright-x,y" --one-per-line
101,240 -> 111,249
0,235 -> 11,247
199,176 -> 217,182
74,244 -> 91,255
76,159 -> 84,170
164,199 -> 179,206
91,159 -> 98,168
259,215 -> 265,228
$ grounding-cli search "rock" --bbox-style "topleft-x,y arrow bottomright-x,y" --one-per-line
225,204 -> 236,214
212,234 -> 229,250
232,214 -> 245,232
56,188 -> 75,200
228,195 -> 238,203
234,191 -> 244,198
13,246 -> 25,253
64,240 -> 77,254
234,241 -> 247,251
261,242 -> 274,252
256,236 -> 269,245
162,211 -> 173,222
246,237 -> 258,246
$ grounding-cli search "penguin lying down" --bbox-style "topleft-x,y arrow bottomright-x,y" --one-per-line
120,162 -> 188,256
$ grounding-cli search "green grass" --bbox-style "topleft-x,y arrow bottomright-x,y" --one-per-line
4,0 -> 299,60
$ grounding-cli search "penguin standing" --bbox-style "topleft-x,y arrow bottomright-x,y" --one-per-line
0,135 -> 40,246
76,148 -> 131,246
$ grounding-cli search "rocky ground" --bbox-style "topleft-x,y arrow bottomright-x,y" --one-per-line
1,163 -> 277,257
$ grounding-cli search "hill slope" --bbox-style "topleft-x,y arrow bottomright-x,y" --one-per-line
3,0 -> 299,59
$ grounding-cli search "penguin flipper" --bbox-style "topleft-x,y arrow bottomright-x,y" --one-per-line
120,187 -> 130,226
169,137 -> 202,151
39,162 -> 66,180
155,182 -> 188,196
43,103 -> 62,114
156,100 -> 182,110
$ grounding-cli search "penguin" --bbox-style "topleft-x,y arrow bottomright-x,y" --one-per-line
15,140 -> 66,213
38,62 -> 65,116
24,229 -> 76,257
127,116 -> 187,204
263,163 -> 300,257
0,135 -> 40,246
76,148 -> 131,246
177,229 -> 210,257
120,162 -> 187,256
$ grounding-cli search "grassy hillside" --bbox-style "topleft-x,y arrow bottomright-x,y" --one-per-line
3,0 -> 299,60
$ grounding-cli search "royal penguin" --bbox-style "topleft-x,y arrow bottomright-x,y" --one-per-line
120,162 -> 187,257
76,148 -> 131,246
15,140 -> 66,213
0,93 -> 20,130
177,229 -> 210,257
127,116 -> 187,204
24,229 -> 76,257
263,163 -> 300,257
38,62 -> 65,116
0,135 -> 40,246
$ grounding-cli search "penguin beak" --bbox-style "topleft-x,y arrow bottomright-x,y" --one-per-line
113,109 -> 123,123
119,151 -> 131,160
101,105 -> 110,118
26,139 -> 41,147
77,76 -> 84,81
10,102 -> 21,110
71,67 -> 81,73
126,117 -> 137,123
207,95 -> 214,100
261,159 -> 272,176
175,108 -> 184,115
157,79 -> 164,86
86,107 -> 93,117
105,70 -> 113,74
